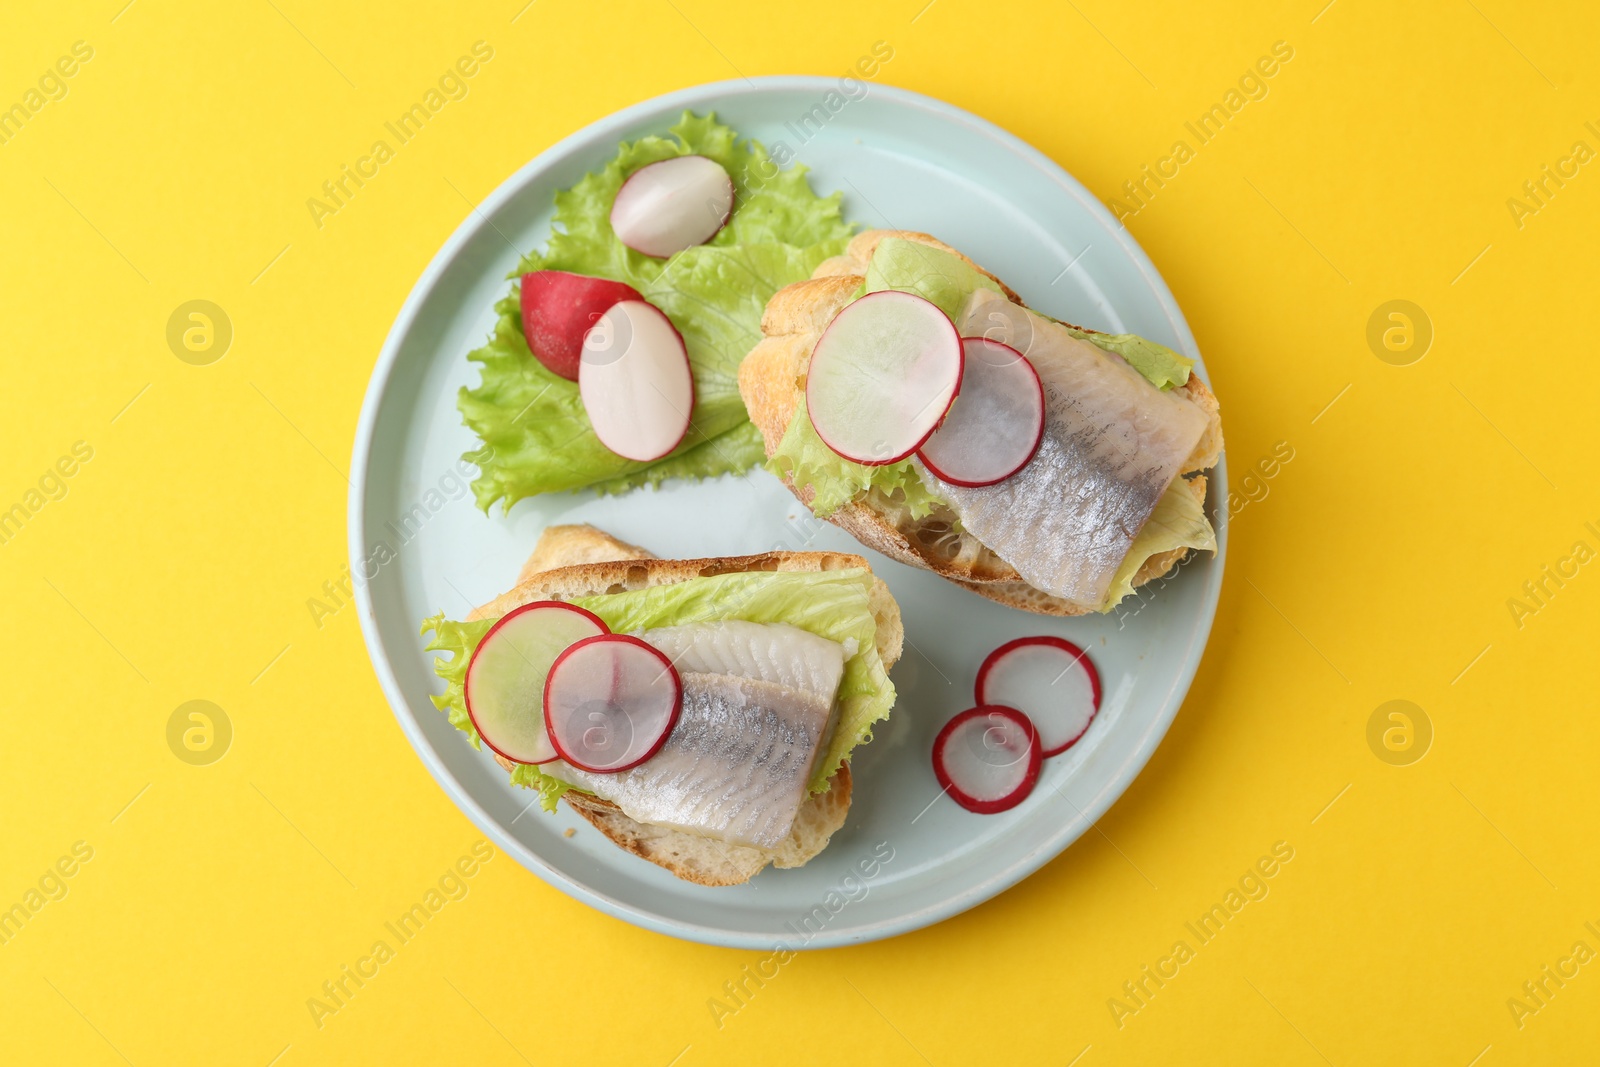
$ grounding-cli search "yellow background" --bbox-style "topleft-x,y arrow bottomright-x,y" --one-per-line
3,0 -> 1596,1063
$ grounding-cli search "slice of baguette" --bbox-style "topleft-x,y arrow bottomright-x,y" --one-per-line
739,229 -> 1223,617
468,524 -> 903,887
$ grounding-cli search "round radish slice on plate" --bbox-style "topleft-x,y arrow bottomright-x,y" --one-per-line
579,299 -> 694,462
917,337 -> 1045,486
610,155 -> 735,258
519,270 -> 643,382
933,705 -> 1042,814
975,636 -> 1102,757
544,634 -> 682,773
806,290 -> 963,465
464,602 -> 610,765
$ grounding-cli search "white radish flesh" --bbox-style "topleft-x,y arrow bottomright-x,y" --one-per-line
975,637 -> 1101,757
610,155 -> 735,258
806,290 -> 964,465
464,602 -> 610,764
917,337 -> 1045,486
932,705 -> 1041,814
579,300 -> 694,462
544,634 -> 682,773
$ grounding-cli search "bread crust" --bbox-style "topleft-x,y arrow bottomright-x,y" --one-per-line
738,229 -> 1223,616
476,524 -> 899,886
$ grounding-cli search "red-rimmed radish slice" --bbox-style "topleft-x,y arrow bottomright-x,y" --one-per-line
806,290 -> 963,465
543,634 -> 682,773
975,636 -> 1102,757
932,705 -> 1041,814
610,155 -> 735,258
579,300 -> 694,462
520,270 -> 643,381
917,337 -> 1045,486
464,602 -> 610,765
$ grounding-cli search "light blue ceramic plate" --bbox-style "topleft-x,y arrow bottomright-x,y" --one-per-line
351,77 -> 1227,949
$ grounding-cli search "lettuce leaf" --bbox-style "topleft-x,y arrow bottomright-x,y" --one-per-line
1102,478 -> 1216,606
460,112 -> 854,512
767,396 -> 947,520
421,567 -> 893,809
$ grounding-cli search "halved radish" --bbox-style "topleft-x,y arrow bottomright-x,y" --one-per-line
579,300 -> 694,461
610,155 -> 735,258
806,290 -> 963,465
918,337 -> 1045,486
464,602 -> 610,765
932,705 -> 1041,814
520,270 -> 643,381
544,634 -> 681,773
975,637 -> 1102,757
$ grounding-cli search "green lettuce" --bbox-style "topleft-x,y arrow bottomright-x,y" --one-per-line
1103,478 -> 1216,606
460,112 -> 854,511
422,567 -> 893,810
767,396 -> 947,520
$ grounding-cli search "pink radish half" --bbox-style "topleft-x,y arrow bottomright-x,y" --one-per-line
806,290 -> 964,465
520,270 -> 643,381
932,705 -> 1042,814
975,637 -> 1102,757
464,602 -> 610,765
610,155 -> 735,258
579,299 -> 694,462
918,337 -> 1045,487
544,634 -> 682,773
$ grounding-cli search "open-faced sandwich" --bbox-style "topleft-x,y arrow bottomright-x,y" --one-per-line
422,524 -> 902,886
739,230 -> 1224,616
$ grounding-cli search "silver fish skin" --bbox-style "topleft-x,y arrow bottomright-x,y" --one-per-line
554,671 -> 834,849
918,289 -> 1209,608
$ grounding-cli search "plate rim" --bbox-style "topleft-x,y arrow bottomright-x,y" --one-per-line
349,75 -> 1227,949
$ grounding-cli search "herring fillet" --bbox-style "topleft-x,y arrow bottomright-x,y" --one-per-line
923,289 -> 1209,609
551,621 -> 849,849
639,620 -> 848,700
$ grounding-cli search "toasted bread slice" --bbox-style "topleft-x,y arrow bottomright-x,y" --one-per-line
738,229 -> 1223,616
470,524 -> 902,886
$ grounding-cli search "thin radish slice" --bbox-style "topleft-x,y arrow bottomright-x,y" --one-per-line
806,290 -> 963,465
520,270 -> 643,382
932,705 -> 1041,814
975,637 -> 1102,757
544,634 -> 682,773
917,337 -> 1045,486
464,602 -> 610,765
610,155 -> 735,258
579,299 -> 694,462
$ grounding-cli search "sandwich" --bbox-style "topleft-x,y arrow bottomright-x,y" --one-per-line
739,230 -> 1224,616
422,524 -> 902,886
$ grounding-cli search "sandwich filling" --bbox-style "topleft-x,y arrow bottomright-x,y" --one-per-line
552,621 -> 849,848
918,289 -> 1210,607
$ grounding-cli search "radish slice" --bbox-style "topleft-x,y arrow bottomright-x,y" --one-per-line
806,290 -> 963,465
464,602 -> 610,765
917,337 -> 1045,486
932,705 -> 1042,814
579,300 -> 694,462
544,634 -> 682,773
520,270 -> 643,382
610,155 -> 735,258
975,637 -> 1102,757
